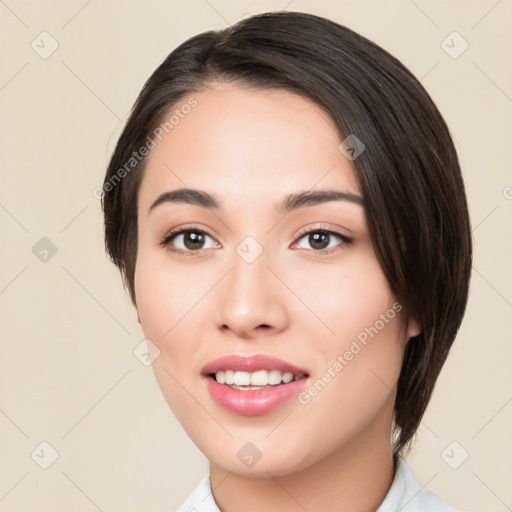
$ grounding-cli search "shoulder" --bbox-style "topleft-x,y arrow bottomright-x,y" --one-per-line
377,457 -> 455,512
176,475 -> 220,512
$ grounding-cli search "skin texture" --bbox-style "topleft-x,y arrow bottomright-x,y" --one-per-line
134,83 -> 421,511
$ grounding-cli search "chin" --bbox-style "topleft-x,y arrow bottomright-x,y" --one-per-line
200,434 -> 324,478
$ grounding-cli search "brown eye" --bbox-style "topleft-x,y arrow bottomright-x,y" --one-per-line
180,231 -> 207,250
160,228 -> 219,253
307,232 -> 330,250
295,227 -> 353,253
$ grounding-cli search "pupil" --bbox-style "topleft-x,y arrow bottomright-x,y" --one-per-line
310,232 -> 329,250
185,231 -> 204,250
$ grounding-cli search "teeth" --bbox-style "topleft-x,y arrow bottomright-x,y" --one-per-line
234,371 -> 251,386
268,370 -> 282,385
214,369 -> 301,386
250,370 -> 268,386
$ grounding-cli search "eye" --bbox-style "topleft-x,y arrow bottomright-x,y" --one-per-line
159,224 -> 353,256
293,225 -> 353,253
159,225 -> 219,254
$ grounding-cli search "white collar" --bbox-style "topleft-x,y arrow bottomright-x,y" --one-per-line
177,457 -> 455,511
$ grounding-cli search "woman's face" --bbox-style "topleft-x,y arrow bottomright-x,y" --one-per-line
134,83 -> 419,476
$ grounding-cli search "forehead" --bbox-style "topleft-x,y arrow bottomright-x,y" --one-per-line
138,83 -> 361,211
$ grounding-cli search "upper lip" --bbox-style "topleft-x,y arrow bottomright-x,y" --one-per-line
202,354 -> 309,376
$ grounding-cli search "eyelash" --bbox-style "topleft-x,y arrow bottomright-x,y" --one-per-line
159,224 -> 353,256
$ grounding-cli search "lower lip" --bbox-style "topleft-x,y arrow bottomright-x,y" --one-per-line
205,376 -> 308,416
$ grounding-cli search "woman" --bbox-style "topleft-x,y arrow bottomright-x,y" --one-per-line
101,11 -> 471,511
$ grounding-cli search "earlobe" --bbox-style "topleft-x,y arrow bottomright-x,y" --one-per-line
407,317 -> 421,340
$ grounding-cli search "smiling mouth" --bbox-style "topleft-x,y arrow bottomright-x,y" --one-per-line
204,363 -> 310,415
209,369 -> 308,390
202,355 -> 310,414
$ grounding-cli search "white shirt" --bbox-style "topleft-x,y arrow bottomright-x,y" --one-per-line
176,457 -> 456,511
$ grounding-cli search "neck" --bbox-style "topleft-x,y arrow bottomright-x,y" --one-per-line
209,408 -> 396,512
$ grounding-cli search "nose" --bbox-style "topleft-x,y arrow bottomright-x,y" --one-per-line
213,249 -> 289,339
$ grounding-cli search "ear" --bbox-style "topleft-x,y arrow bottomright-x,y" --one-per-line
406,317 -> 421,340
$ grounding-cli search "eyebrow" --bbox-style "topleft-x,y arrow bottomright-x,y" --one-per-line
148,188 -> 364,214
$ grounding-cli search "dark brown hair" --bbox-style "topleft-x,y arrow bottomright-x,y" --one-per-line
102,11 -> 472,455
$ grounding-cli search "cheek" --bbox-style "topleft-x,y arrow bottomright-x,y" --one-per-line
134,247 -> 200,341
294,313 -> 404,460
335,268 -> 404,390
134,247 -> 216,388
134,255 -> 202,419
288,248 -> 396,341
134,259 -> 171,342
133,254 -> 194,398
291,253 -> 404,422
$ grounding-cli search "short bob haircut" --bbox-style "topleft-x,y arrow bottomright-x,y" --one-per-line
101,11 -> 472,456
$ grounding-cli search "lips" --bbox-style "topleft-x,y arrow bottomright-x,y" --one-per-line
202,354 -> 310,416
201,354 -> 309,376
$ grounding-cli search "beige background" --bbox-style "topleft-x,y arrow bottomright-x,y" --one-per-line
1,0 -> 511,510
